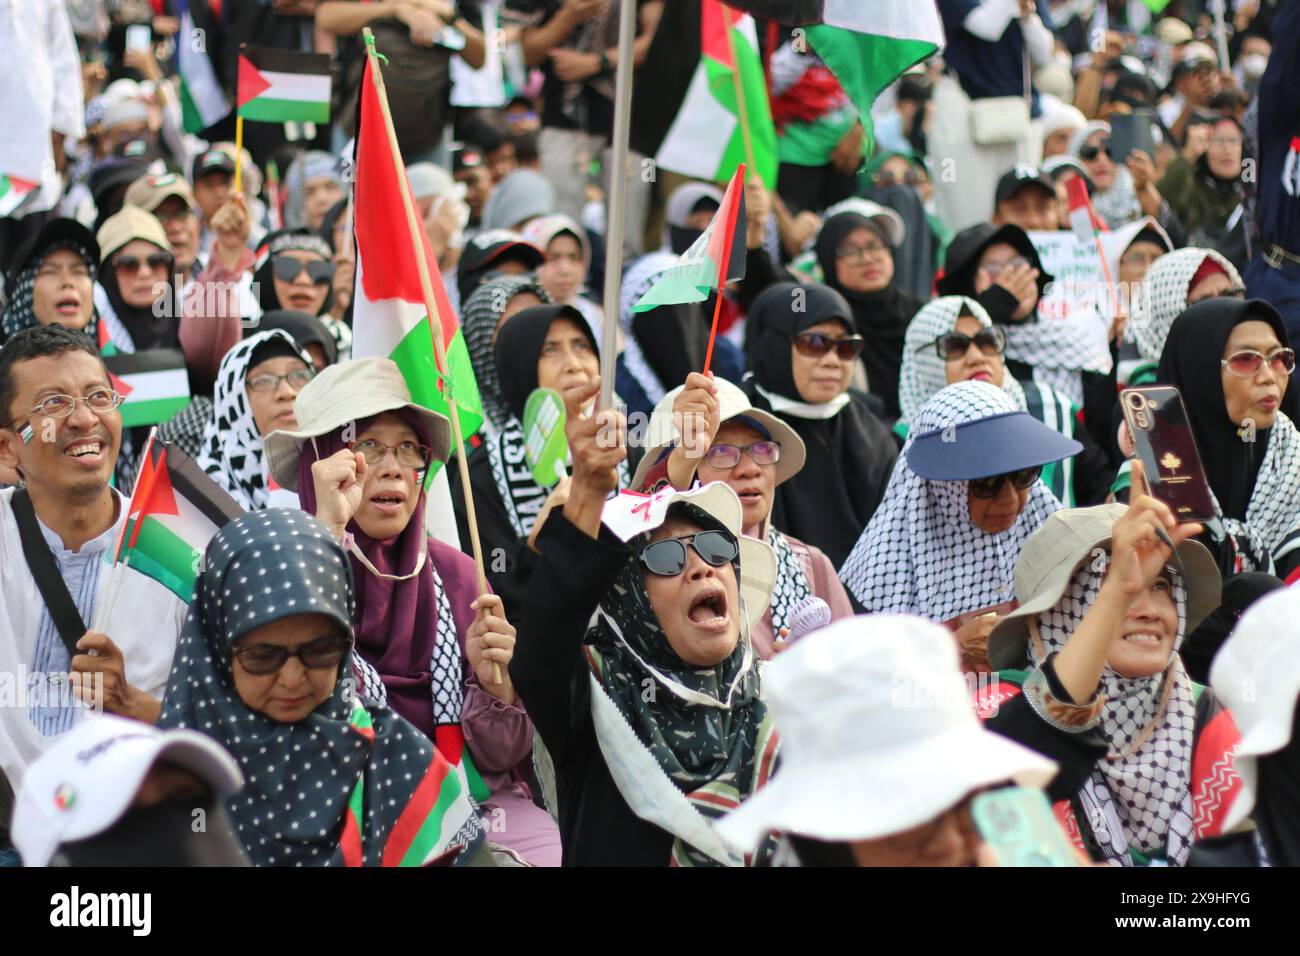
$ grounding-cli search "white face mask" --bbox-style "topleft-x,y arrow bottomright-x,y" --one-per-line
1239,53 -> 1269,82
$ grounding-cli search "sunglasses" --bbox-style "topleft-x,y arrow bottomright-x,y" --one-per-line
272,255 -> 335,285
639,529 -> 739,576
873,170 -> 927,187
792,331 -> 865,361
927,327 -> 1006,361
1221,347 -> 1296,378
969,466 -> 1042,499
1078,140 -> 1111,161
113,252 -> 172,274
231,635 -> 352,676
703,440 -> 781,470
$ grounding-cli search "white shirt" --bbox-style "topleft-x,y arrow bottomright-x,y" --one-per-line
0,488 -> 186,794
0,0 -> 85,215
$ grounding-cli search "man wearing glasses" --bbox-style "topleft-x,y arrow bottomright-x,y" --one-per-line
0,325 -> 187,865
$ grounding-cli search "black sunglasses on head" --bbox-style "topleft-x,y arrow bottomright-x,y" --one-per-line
272,255 -> 335,285
969,466 -> 1042,500
639,529 -> 739,576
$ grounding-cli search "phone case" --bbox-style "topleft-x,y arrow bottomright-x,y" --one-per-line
972,788 -> 1078,867
1121,386 -> 1216,523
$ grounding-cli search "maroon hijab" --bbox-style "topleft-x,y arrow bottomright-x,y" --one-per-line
296,409 -> 450,735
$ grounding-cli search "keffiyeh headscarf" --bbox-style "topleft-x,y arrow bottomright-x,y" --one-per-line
618,250 -> 678,404
157,509 -> 485,867
1,239 -> 107,345
198,330 -> 310,510
585,505 -> 777,867
898,295 -> 1028,424
839,382 -> 1061,621
1070,121 -> 1142,227
1031,563 -> 1196,865
462,275 -> 552,434
1127,248 -> 1243,364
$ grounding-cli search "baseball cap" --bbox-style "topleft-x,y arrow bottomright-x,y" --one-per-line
994,164 -> 1056,207
124,171 -> 196,214
191,147 -> 237,182
12,714 -> 243,867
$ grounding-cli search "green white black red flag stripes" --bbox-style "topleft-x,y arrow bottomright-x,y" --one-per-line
350,56 -> 483,470
237,47 -> 332,124
654,1 -> 778,188
0,173 -> 37,218
175,0 -> 229,133
117,440 -> 244,602
633,164 -> 747,312
104,349 -> 191,428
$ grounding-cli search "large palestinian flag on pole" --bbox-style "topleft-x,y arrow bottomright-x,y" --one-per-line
104,350 -> 191,428
237,47 -> 332,124
117,439 -> 244,602
653,1 -> 777,189
349,55 -> 483,472
175,0 -> 229,133
633,164 -> 747,312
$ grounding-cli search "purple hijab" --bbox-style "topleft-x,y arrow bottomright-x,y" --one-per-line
296,409 -> 474,737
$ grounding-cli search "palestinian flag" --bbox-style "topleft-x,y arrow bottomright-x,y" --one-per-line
237,47 -> 331,124
720,1 -> 945,153
350,52 -> 483,473
104,349 -> 191,428
652,1 -> 777,189
117,439 -> 244,602
175,0 -> 229,133
0,173 -> 37,218
633,164 -> 747,312
1066,174 -> 1105,244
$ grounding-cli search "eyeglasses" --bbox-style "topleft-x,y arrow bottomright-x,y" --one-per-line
231,635 -> 352,676
703,440 -> 781,470
113,252 -> 172,274
1210,137 -> 1243,148
22,388 -> 124,420
245,368 -> 315,392
1221,347 -> 1296,378
347,438 -> 434,471
835,241 -> 889,264
792,331 -> 865,361
639,529 -> 739,577
873,170 -> 927,188
1078,140 -> 1111,161
969,466 -> 1042,499
927,327 -> 1006,361
979,256 -> 1029,279
271,256 -> 335,285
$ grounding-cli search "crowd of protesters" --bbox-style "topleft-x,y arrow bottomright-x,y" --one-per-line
1,0 -> 1299,869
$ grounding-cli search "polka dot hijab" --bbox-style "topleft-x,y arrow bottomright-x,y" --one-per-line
157,509 -> 484,866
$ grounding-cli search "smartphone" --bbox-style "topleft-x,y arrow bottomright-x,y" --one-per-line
1121,385 -> 1216,523
1108,109 -> 1156,164
972,788 -> 1079,867
125,24 -> 152,53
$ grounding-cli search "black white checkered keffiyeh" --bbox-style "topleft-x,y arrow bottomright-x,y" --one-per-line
1208,411 -> 1300,571
1126,248 -> 1243,365
462,275 -> 552,435
838,381 -> 1061,622
1032,564 -> 1196,866
767,527 -> 812,637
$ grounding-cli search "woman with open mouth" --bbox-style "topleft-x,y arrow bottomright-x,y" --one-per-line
983,487 -> 1223,866
511,378 -> 780,866
898,296 -> 1099,507
632,374 -> 853,659
264,357 -> 558,867
1,218 -> 117,349
840,381 -> 1081,670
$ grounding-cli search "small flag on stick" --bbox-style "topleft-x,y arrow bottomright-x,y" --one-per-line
237,47 -> 332,124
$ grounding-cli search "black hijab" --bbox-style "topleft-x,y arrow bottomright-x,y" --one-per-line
935,222 -> 1053,323
814,212 -> 919,422
493,303 -> 596,421
253,228 -> 334,316
742,282 -> 899,568
1256,705 -> 1300,867
251,309 -> 338,367
1181,572 -> 1283,684
1157,298 -> 1300,523
99,237 -> 178,351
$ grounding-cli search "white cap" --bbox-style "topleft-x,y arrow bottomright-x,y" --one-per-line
12,715 -> 243,866
1210,587 -> 1300,832
715,614 -> 1058,851
407,161 -> 466,203
822,197 -> 906,248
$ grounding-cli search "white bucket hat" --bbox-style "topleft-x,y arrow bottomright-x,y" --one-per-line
12,714 -> 243,867
264,357 -> 453,492
602,482 -> 777,630
1210,587 -> 1300,833
821,197 -> 907,248
630,377 -> 807,491
715,614 -> 1058,851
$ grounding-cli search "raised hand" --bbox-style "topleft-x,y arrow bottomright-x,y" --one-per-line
311,448 -> 368,540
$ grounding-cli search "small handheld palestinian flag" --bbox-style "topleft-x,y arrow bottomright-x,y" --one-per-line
632,164 -> 747,372
237,47 -> 332,124
104,349 -> 191,428
0,173 -> 38,218
112,438 -> 245,603
1066,174 -> 1119,319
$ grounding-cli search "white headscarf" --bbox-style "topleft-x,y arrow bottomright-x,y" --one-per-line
839,382 -> 1061,622
1069,120 -> 1142,227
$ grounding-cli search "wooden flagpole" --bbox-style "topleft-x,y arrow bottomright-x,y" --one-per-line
233,115 -> 245,194
597,0 -> 639,412
362,31 -> 500,683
